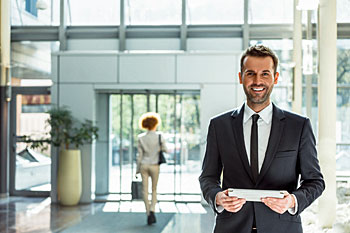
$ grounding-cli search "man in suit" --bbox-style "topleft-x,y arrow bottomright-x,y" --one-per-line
199,45 -> 325,233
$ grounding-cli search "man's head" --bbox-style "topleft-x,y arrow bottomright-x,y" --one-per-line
240,45 -> 279,75
239,45 -> 279,111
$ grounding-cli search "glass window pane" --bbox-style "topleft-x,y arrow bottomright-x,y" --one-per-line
11,41 -> 59,86
15,94 -> 51,191
337,40 -> 350,85
125,0 -> 181,25
68,0 -> 120,25
337,0 -> 350,23
177,94 -> 201,195
337,89 -> 350,143
187,0 -> 244,24
11,0 -> 60,25
336,145 -> 350,171
110,95 -> 121,193
249,0 -> 293,24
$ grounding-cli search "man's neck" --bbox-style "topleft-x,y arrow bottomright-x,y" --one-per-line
246,100 -> 271,113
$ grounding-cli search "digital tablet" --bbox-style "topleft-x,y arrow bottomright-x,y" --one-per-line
228,188 -> 286,202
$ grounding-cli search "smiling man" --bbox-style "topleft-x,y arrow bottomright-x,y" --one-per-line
199,45 -> 325,233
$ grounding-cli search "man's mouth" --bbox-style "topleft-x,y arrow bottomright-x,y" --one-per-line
251,87 -> 265,92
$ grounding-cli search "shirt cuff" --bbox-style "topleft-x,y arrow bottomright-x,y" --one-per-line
214,193 -> 224,213
288,194 -> 298,215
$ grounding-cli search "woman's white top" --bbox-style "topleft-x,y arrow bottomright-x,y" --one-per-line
137,131 -> 167,165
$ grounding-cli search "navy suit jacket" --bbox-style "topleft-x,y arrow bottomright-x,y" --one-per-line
199,104 -> 325,233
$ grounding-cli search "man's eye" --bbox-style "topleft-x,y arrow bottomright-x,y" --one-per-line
263,73 -> 270,76
247,72 -> 254,76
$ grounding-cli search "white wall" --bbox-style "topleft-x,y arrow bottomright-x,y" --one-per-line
67,39 -> 119,51
187,38 -> 243,51
51,51 -> 244,203
126,39 -> 181,50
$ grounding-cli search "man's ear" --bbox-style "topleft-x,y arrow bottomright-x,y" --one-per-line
274,72 -> 279,84
239,72 -> 243,84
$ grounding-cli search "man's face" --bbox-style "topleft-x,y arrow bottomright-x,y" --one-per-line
239,56 -> 279,106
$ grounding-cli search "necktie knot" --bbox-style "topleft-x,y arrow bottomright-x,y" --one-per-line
252,114 -> 259,123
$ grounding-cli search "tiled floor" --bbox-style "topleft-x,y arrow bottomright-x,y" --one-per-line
0,197 -> 105,233
1,195 -> 350,233
0,197 -> 214,233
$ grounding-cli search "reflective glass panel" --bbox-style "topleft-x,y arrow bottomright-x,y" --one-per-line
15,94 -> 51,191
249,0 -> 293,24
337,40 -> 350,171
11,41 -> 59,86
68,0 -> 120,25
109,92 -> 201,200
125,0 -> 181,25
11,0 -> 60,25
186,0 -> 244,24
337,0 -> 350,23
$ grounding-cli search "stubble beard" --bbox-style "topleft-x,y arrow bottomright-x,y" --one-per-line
243,85 -> 273,105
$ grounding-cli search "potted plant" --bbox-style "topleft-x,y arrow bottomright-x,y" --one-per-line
28,106 -> 98,205
48,106 -> 98,205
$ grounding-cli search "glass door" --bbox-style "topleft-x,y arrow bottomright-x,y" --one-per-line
9,87 -> 51,196
109,91 -> 201,202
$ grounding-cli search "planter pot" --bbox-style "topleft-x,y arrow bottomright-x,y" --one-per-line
57,149 -> 82,205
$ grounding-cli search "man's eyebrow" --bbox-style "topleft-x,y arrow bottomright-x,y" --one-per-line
262,70 -> 271,73
244,70 -> 256,73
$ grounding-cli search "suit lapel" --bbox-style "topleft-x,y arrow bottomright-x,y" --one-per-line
231,105 -> 255,183
257,104 -> 286,184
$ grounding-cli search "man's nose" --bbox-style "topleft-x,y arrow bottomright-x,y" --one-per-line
252,76 -> 263,85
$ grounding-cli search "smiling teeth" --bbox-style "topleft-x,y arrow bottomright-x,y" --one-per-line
253,88 -> 264,91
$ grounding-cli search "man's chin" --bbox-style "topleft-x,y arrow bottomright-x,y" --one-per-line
248,96 -> 268,105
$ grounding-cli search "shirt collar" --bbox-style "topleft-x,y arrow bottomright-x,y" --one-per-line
243,102 -> 273,124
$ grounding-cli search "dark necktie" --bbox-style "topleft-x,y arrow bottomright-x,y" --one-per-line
251,114 -> 259,183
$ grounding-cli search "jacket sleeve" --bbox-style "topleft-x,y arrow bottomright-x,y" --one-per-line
292,118 -> 325,214
198,120 -> 223,213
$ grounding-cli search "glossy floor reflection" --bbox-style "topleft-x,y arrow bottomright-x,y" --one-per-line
0,197 -> 214,233
3,196 -> 346,233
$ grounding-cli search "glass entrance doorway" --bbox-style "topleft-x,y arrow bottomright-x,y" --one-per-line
9,86 -> 51,196
109,91 -> 201,202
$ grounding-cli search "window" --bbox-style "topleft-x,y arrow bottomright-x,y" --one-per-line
186,0 -> 244,25
336,40 -> 350,172
249,0 -> 293,24
11,41 -> 59,84
337,0 -> 350,23
125,0 -> 181,25
11,0 -> 59,25
26,0 -> 38,17
68,0 -> 120,25
110,92 -> 201,201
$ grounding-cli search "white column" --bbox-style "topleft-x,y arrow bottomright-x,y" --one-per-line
0,0 -> 11,86
317,0 -> 337,228
292,0 -> 302,114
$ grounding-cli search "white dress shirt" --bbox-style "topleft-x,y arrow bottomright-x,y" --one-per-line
216,102 -> 297,215
243,103 -> 272,172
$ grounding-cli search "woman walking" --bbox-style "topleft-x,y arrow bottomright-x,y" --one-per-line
136,112 -> 167,225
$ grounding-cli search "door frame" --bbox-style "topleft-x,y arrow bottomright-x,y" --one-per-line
107,90 -> 201,200
9,86 -> 51,197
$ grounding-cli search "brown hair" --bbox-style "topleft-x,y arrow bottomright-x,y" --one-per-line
139,112 -> 161,130
240,45 -> 279,74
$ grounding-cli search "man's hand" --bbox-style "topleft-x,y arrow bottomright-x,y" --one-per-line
216,189 -> 246,213
261,192 -> 295,214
